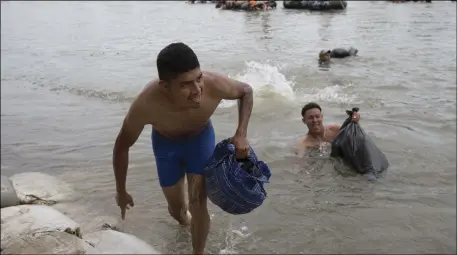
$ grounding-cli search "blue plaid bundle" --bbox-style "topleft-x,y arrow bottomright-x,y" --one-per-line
204,139 -> 271,215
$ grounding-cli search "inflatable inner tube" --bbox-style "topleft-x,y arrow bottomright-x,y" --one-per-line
283,0 -> 347,10
221,1 -> 244,10
330,47 -> 358,58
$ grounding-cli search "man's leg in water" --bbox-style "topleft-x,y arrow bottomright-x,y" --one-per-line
185,122 -> 215,254
152,131 -> 191,225
187,174 -> 209,254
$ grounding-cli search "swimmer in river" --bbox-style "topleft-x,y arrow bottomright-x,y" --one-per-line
293,102 -> 360,170
318,47 -> 358,65
112,42 -> 253,254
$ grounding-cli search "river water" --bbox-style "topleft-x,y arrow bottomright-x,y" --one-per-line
1,1 -> 456,254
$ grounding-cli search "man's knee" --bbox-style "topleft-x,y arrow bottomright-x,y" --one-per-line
187,174 -> 208,214
189,194 -> 207,213
168,203 -> 187,218
161,177 -> 187,220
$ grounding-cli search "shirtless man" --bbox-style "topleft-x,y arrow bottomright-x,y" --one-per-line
294,102 -> 360,169
112,42 -> 253,254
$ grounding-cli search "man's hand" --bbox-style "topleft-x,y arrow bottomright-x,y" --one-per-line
115,191 -> 134,220
232,134 -> 250,159
352,112 -> 360,123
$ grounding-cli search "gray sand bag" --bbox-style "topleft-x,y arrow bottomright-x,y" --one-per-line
1,204 -> 82,251
0,231 -> 94,254
10,172 -> 76,205
83,229 -> 160,254
1,175 -> 19,208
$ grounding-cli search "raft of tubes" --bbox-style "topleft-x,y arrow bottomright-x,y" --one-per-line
386,0 -> 431,2
283,0 -> 347,10
217,1 -> 277,11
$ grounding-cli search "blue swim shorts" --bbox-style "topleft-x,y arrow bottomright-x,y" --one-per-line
152,121 -> 216,187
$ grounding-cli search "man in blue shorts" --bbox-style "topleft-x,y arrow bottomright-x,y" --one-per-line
112,42 -> 253,254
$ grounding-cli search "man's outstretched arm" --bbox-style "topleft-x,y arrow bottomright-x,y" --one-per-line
113,103 -> 145,193
209,72 -> 253,136
208,72 -> 253,157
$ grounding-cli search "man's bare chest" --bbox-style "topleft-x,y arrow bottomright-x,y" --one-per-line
148,98 -> 220,127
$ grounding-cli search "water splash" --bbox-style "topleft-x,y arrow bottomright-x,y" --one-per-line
219,61 -> 359,109
219,61 -> 296,108
218,216 -> 251,255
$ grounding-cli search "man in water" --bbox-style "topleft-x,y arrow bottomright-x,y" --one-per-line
112,42 -> 253,254
294,102 -> 360,160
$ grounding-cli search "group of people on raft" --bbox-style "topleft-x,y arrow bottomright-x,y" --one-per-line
216,0 -> 277,10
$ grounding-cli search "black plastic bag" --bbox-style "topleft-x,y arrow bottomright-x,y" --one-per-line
330,108 -> 389,179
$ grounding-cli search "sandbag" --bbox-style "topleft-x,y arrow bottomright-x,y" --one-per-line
1,204 -> 82,252
10,172 -> 76,205
1,175 -> 19,208
330,108 -> 389,180
83,229 -> 160,254
51,203 -> 121,234
204,138 -> 271,215
1,231 -> 94,254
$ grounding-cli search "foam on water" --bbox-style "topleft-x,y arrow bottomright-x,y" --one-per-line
298,84 -> 359,105
218,216 -> 252,255
219,61 -> 296,108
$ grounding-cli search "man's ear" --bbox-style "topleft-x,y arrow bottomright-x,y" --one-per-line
158,80 -> 168,88
302,117 -> 306,124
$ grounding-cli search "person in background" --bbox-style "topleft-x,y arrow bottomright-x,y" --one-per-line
293,102 -> 360,170
249,0 -> 257,9
112,42 -> 253,254
318,50 -> 332,64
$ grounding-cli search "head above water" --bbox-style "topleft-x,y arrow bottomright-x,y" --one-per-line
301,102 -> 324,134
157,42 -> 203,108
319,50 -> 331,62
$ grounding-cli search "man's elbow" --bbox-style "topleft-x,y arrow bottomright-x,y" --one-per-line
113,137 -> 130,155
240,82 -> 253,99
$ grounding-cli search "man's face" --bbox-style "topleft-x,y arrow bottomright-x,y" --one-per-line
302,108 -> 323,133
319,50 -> 331,62
164,68 -> 203,109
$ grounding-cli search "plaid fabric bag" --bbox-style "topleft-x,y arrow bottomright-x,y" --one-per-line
204,139 -> 271,215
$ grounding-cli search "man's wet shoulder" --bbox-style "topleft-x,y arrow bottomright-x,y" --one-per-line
137,80 -> 161,101
132,80 -> 163,109
203,71 -> 229,85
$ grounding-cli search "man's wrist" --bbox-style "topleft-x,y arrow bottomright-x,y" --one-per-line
235,128 -> 247,137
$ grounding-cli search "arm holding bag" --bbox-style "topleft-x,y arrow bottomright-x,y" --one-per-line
204,138 -> 271,215
330,108 -> 389,178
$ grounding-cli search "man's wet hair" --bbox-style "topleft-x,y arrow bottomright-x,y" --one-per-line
156,42 -> 200,81
301,102 -> 322,117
